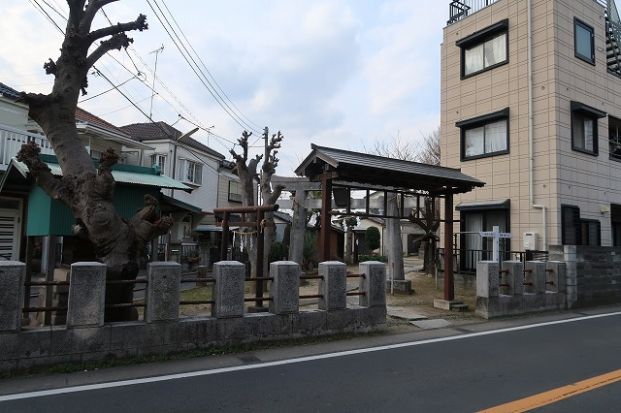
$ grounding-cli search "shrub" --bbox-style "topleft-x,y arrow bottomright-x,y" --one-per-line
358,254 -> 387,263
365,226 -> 381,251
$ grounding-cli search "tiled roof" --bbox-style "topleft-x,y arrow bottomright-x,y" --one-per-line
121,121 -> 224,159
0,82 -> 22,100
75,107 -> 130,137
296,144 -> 485,194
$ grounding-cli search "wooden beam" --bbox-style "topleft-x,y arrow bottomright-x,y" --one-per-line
319,172 -> 333,261
444,193 -> 455,301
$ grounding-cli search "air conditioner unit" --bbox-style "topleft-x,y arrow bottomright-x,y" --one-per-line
523,232 -> 537,251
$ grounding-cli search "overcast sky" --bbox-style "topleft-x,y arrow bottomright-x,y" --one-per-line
0,0 -> 447,174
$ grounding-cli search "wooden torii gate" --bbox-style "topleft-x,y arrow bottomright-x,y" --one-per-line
295,144 -> 485,306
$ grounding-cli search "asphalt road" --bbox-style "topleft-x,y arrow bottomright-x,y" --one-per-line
2,312 -> 621,412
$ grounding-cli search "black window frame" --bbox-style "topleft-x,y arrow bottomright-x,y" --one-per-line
570,101 -> 605,156
574,17 -> 595,65
456,108 -> 510,161
561,204 -> 601,246
456,19 -> 509,79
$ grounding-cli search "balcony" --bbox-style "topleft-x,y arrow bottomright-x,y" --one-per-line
0,124 -> 54,171
448,0 -> 500,25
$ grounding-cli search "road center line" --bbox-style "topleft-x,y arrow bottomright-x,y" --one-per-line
479,368 -> 621,413
1,310 -> 620,403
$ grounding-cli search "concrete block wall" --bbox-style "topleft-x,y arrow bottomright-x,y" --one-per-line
0,260 -> 387,374
549,245 -> 621,308
476,260 -> 567,319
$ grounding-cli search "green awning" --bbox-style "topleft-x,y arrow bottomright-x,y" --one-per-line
10,158 -> 191,191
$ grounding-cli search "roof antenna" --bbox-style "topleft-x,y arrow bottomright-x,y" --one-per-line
148,44 -> 164,119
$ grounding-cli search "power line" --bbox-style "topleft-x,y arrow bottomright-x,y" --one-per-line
159,0 -> 263,132
146,0 -> 262,135
28,0 -> 244,155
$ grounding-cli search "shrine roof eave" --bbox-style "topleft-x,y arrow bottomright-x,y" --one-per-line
295,144 -> 485,195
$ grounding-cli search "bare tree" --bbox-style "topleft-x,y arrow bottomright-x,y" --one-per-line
416,127 -> 441,166
15,1 -> 168,321
230,127 -> 284,276
366,128 -> 442,275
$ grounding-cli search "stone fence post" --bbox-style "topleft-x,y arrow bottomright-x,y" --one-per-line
359,261 -> 386,307
318,261 -> 346,311
269,261 -> 300,315
67,262 -> 106,328
213,261 -> 245,318
146,262 -> 181,323
476,261 -> 499,298
501,261 -> 523,296
525,261 -> 546,294
0,262 -> 25,332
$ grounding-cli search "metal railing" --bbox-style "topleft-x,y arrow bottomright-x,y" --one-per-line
448,0 -> 500,25
438,248 -> 549,274
0,124 -> 54,170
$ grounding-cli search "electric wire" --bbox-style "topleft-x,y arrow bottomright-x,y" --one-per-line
28,0 -> 250,158
159,0 -> 263,132
146,0 -> 261,135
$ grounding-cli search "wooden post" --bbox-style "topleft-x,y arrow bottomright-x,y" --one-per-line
220,211 -> 229,261
444,194 -> 454,301
44,235 -> 57,325
319,173 -> 332,261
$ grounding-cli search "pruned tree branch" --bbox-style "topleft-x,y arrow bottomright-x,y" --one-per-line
86,33 -> 133,69
87,14 -> 148,45
130,194 -> 173,242
80,0 -> 119,34
16,141 -> 70,203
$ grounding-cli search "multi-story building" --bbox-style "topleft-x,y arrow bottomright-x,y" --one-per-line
441,0 -> 621,266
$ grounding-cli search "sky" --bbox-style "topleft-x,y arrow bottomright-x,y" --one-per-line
0,0 -> 448,174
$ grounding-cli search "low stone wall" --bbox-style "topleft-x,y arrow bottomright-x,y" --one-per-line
549,245 -> 621,308
0,260 -> 387,374
475,260 -> 566,319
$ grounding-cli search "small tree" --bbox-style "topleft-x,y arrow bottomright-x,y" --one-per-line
16,1 -> 170,321
365,227 -> 381,252
410,198 -> 440,274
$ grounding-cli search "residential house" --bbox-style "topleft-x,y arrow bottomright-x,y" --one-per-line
441,0 -> 621,268
121,121 -> 244,266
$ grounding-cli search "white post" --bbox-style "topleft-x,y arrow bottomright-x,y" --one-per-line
492,225 -> 500,263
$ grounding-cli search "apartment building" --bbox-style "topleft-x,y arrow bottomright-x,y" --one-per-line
441,0 -> 621,264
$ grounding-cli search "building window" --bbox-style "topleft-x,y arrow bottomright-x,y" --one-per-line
456,19 -> 509,78
150,154 -> 167,174
571,101 -> 605,156
575,18 -> 595,65
609,116 -> 621,161
90,150 -> 102,161
178,159 -> 202,185
228,180 -> 242,203
561,205 -> 600,246
456,108 -> 509,161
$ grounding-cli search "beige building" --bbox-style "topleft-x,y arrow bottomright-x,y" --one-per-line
441,0 -> 621,265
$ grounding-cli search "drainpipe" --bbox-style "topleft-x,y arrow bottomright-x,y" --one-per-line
527,0 -> 547,250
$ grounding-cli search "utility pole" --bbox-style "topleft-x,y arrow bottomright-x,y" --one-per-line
149,44 -> 164,119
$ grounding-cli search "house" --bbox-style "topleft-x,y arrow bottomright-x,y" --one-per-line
121,121 -> 244,266
0,83 -> 174,263
441,0 -> 621,267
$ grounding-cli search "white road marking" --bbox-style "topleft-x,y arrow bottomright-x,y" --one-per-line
1,311 -> 620,402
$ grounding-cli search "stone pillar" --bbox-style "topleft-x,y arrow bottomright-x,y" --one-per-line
318,261 -> 346,310
476,261 -> 499,298
563,245 -> 578,308
146,262 -> 181,323
501,261 -> 524,296
359,261 -> 386,308
269,261 -> 300,314
525,261 -> 546,294
546,261 -> 566,294
0,262 -> 25,332
213,261 -> 245,318
67,262 -> 106,328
